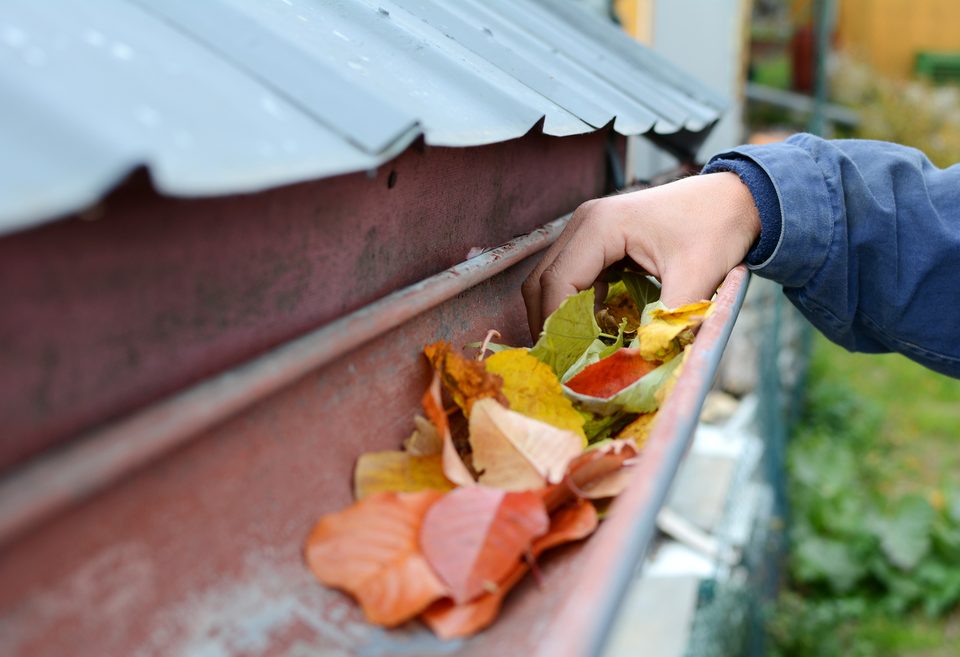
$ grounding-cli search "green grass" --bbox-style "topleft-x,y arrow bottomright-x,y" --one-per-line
811,344 -> 960,496
768,336 -> 960,657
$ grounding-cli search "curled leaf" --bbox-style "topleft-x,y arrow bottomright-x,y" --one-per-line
403,414 -> 442,456
484,348 -> 586,442
634,301 -> 712,361
420,487 -> 549,604
470,399 -> 584,491
424,341 -> 507,415
305,491 -> 449,626
564,348 -> 660,398
354,451 -> 454,500
529,290 -> 601,378
563,353 -> 684,416
423,371 -> 475,487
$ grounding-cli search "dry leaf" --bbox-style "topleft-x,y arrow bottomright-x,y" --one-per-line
354,451 -> 454,500
541,439 -> 641,502
305,491 -> 449,626
484,349 -> 586,443
403,414 -> 442,456
424,341 -> 507,415
419,486 -> 549,604
470,398 -> 583,491
564,348 -> 659,399
635,301 -> 712,361
421,500 -> 598,639
423,371 -> 476,487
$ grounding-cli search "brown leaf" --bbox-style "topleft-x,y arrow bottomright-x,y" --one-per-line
420,500 -> 598,639
305,491 -> 449,626
470,398 -> 583,491
424,341 -> 507,415
540,439 -> 640,510
569,440 -> 640,499
419,486 -> 549,604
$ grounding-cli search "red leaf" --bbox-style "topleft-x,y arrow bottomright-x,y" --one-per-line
564,348 -> 659,398
421,500 -> 598,639
419,486 -> 549,604
305,491 -> 449,626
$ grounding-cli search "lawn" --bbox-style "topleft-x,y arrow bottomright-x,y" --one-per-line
768,335 -> 960,657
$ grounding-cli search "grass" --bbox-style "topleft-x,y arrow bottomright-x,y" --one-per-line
814,344 -> 960,497
768,335 -> 960,657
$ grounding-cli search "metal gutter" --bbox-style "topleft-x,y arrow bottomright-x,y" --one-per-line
0,215 -> 570,546
536,265 -> 750,657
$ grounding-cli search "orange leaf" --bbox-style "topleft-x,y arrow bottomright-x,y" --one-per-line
564,348 -> 659,398
420,500 -> 598,639
305,491 -> 449,626
423,371 -> 475,487
470,398 -> 583,491
420,486 -> 549,604
424,341 -> 507,415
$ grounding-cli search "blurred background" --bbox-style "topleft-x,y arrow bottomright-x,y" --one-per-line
590,1 -> 960,656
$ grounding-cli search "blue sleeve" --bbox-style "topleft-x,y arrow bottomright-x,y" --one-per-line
702,133 -> 960,378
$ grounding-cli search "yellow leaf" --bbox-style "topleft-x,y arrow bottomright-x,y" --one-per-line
615,412 -> 657,449
485,348 -> 586,445
636,300 -> 712,361
354,451 -> 455,500
470,399 -> 584,491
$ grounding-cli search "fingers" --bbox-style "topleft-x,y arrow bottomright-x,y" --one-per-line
523,202 -> 594,336
523,200 -> 628,339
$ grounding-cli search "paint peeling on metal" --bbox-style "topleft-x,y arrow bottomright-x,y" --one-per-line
0,0 -> 723,235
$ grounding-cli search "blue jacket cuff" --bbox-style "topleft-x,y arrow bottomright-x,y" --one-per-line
703,138 -> 835,288
700,156 -> 780,264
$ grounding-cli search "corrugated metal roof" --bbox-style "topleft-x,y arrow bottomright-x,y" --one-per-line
0,0 -> 725,235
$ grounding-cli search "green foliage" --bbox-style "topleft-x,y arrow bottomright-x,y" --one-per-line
769,338 -> 960,657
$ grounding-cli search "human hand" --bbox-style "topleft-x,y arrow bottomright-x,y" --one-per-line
522,172 -> 761,338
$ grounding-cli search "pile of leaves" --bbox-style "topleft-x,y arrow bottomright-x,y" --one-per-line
305,271 -> 712,639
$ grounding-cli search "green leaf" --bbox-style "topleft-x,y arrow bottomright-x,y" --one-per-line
875,495 -> 934,570
529,290 -> 600,378
792,536 -> 868,593
621,269 -> 660,311
582,411 -> 636,443
563,352 -> 684,416
560,319 -> 626,383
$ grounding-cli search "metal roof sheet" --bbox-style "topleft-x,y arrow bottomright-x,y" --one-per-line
0,0 -> 725,235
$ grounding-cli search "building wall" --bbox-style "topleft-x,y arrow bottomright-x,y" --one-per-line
837,0 -> 960,79
627,0 -> 751,178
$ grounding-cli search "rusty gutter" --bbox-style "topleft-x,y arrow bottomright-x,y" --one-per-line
535,265 -> 750,657
0,215 -> 571,546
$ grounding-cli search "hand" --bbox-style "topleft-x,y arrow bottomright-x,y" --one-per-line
521,172 -> 761,338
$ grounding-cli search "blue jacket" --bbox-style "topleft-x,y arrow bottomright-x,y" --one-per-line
702,133 -> 960,378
